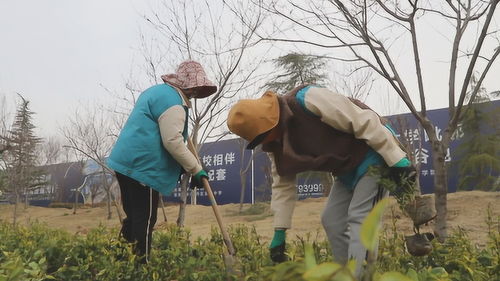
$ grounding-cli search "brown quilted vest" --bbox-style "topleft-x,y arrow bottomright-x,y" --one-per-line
262,85 -> 381,177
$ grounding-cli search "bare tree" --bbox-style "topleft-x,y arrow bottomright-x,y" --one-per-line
37,136 -> 63,166
256,0 -> 500,241
0,95 -> 12,192
0,95 -> 11,215
149,0 -> 266,144
68,160 -> 85,214
0,95 -> 11,152
332,68 -> 375,103
61,102 -> 117,220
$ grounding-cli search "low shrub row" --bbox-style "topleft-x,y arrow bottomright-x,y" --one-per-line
0,208 -> 498,281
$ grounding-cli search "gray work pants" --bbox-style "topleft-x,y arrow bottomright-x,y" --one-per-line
321,174 -> 387,276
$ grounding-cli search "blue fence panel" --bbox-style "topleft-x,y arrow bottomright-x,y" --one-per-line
386,99 -> 500,194
164,138 -> 255,206
38,100 -> 495,206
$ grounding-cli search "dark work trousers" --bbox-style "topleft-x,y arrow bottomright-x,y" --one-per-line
116,172 -> 159,262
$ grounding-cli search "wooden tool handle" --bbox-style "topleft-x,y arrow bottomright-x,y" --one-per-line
187,138 -> 236,255
202,178 -> 236,255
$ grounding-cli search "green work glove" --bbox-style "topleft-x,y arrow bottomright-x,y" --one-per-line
393,157 -> 411,168
389,158 -> 416,183
191,169 -> 208,189
269,229 -> 287,263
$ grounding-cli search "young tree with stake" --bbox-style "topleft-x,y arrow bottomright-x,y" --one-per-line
255,0 -> 500,241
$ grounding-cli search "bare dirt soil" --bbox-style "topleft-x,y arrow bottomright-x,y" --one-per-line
0,191 -> 498,247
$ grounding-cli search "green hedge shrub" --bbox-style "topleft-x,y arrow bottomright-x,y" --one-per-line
0,207 -> 498,281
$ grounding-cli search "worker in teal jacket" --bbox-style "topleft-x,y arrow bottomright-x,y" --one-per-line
107,61 -> 216,262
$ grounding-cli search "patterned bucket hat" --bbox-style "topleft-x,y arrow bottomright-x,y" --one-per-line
161,60 -> 217,98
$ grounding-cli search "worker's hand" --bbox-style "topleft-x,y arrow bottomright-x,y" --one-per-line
389,167 -> 416,185
389,157 -> 416,183
388,158 -> 417,195
191,169 -> 208,189
269,229 -> 287,263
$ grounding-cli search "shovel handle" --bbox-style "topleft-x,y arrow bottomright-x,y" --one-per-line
201,178 -> 236,255
187,138 -> 236,256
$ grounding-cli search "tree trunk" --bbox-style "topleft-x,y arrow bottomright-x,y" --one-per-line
176,175 -> 190,227
160,196 -> 168,222
431,141 -> 448,242
239,173 -> 247,213
13,192 -> 20,226
113,198 -> 123,223
73,189 -> 78,214
101,170 -> 112,220
109,181 -> 123,222
24,190 -> 28,209
106,190 -> 112,220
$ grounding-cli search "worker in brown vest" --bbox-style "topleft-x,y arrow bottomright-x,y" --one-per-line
227,85 -> 416,276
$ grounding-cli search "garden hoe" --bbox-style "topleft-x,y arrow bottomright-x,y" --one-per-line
187,138 -> 241,277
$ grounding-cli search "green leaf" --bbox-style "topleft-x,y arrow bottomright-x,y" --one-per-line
361,198 -> 389,251
304,244 -> 317,270
274,262 -> 301,281
346,260 -> 356,276
379,272 -> 413,281
303,262 -> 341,281
429,267 -> 448,277
330,268 -> 355,281
406,269 -> 419,281
372,272 -> 382,281
27,262 -> 39,270
8,267 -> 24,280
